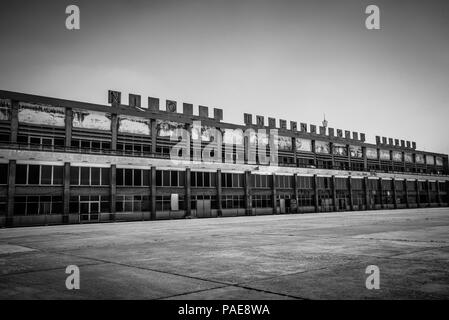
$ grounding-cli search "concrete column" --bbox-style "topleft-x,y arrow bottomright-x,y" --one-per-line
292,137 -> 298,167
348,176 -> 354,211
151,166 -> 157,220
110,164 -> 116,221
416,179 -> 421,206
293,173 -> 299,213
426,180 -> 432,206
65,108 -> 72,148
10,100 -> 19,144
63,162 -> 70,223
392,178 -> 398,209
313,174 -> 319,213
272,173 -> 277,214
362,147 -> 368,171
378,178 -> 384,208
111,114 -> 118,151
312,140 -> 317,167
331,175 -> 337,211
347,144 -> 351,170
330,142 -> 335,169
6,160 -> 16,227
404,180 -> 410,209
151,119 -> 157,155
185,167 -> 191,217
216,169 -> 222,217
364,177 -> 370,210
436,181 -> 442,206
244,170 -> 252,215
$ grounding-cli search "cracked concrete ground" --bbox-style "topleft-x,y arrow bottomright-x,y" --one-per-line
0,207 -> 448,299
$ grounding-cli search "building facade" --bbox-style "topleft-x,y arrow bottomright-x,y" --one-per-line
0,89 -> 448,227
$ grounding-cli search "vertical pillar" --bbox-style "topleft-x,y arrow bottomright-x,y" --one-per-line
436,181 -> 442,206
404,180 -> 410,208
216,169 -> 222,216
272,173 -> 277,214
313,174 -> 319,213
347,144 -> 351,171
415,179 -> 421,207
331,175 -> 337,211
364,177 -> 370,210
378,178 -> 384,209
151,119 -> 157,155
151,166 -> 157,220
6,160 -> 16,227
292,138 -> 298,167
10,100 -> 19,144
426,180 -> 432,206
244,170 -> 252,215
185,167 -> 191,217
330,142 -> 335,169
110,165 -> 116,221
111,114 -> 118,151
312,140 -> 317,167
362,146 -> 368,171
348,176 -> 354,211
392,178 -> 398,209
63,162 -> 70,223
65,108 -> 72,149
293,173 -> 299,213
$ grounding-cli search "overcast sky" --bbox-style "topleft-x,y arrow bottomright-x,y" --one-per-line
0,0 -> 448,154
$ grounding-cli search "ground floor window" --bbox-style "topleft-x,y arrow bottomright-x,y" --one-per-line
116,195 -> 150,212
69,195 -> 109,214
221,195 -> 244,209
298,190 -> 314,207
252,195 -> 272,208
14,196 -> 63,215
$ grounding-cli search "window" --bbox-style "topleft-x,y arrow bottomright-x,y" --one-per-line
221,195 -> 244,209
14,195 -> 63,215
15,164 -> 64,185
116,195 -> 150,212
69,195 -> 109,214
117,169 -> 150,186
190,171 -> 215,188
71,167 -> 110,186
251,175 -> 272,188
0,164 -> 8,184
276,175 -> 293,189
252,195 -> 273,208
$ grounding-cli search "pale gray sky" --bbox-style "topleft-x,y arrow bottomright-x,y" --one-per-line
0,0 -> 448,154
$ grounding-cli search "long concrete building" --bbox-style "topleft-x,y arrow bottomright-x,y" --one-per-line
0,89 -> 448,227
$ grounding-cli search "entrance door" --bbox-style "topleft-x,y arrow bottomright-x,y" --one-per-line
279,199 -> 286,214
80,201 -> 100,222
196,200 -> 211,218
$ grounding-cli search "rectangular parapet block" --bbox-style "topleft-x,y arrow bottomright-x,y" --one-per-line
199,105 -> 209,118
345,130 -> 351,139
376,136 -> 381,145
382,137 -> 387,144
128,94 -> 141,108
352,132 -> 358,140
401,139 -> 405,147
406,141 -> 411,148
214,108 -> 223,121
108,90 -> 121,106
256,115 -> 264,127
412,141 -> 416,149
148,97 -> 159,111
310,124 -> 317,134
183,103 -> 193,115
268,117 -> 276,128
388,138 -> 393,145
300,123 -> 307,132
394,139 -> 399,146
328,128 -> 334,137
244,113 -> 252,125
166,100 -> 177,112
